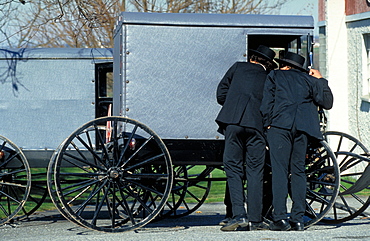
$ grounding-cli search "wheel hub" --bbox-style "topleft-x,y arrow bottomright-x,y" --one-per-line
108,168 -> 121,179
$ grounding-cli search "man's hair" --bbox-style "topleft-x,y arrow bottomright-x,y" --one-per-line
250,54 -> 275,71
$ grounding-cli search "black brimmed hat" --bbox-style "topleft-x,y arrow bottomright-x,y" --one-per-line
275,52 -> 308,72
249,45 -> 277,68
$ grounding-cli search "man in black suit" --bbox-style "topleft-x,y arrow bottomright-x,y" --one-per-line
216,45 -> 276,231
260,52 -> 333,231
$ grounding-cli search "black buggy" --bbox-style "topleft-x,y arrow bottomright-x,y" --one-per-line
1,12 -> 369,232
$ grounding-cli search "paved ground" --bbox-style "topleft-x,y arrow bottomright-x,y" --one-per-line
1,202 -> 370,241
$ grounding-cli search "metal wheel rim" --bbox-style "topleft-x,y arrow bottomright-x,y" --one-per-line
49,117 -> 173,232
47,145 -> 83,226
0,135 -> 31,225
14,173 -> 48,221
159,165 -> 212,219
304,140 -> 340,227
322,131 -> 370,223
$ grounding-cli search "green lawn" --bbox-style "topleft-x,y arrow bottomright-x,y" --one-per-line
5,166 -> 369,220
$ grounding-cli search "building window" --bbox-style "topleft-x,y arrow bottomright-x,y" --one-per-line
362,34 -> 370,102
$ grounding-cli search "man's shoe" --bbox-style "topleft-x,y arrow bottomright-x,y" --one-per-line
269,219 -> 291,231
220,217 -> 248,231
290,221 -> 304,231
219,217 -> 232,226
249,221 -> 269,231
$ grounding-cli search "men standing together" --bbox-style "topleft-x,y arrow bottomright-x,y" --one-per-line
216,45 -> 276,231
216,46 -> 333,232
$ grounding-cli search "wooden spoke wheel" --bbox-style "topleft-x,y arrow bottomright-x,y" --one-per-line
324,131 -> 369,156
47,117 -> 173,232
158,165 -> 212,219
13,171 -> 48,221
0,135 -> 31,225
322,131 -> 370,223
263,140 -> 340,228
304,140 -> 340,227
47,147 -> 82,226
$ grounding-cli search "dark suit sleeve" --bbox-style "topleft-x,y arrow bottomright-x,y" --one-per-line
260,72 -> 276,128
311,77 -> 334,110
216,63 -> 237,106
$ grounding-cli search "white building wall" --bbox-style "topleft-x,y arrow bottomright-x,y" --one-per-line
346,13 -> 370,149
326,0 -> 349,134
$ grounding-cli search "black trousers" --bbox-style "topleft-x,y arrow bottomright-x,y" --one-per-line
223,125 -> 265,222
266,126 -> 307,223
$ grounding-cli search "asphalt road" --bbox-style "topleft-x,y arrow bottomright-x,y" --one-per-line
1,202 -> 370,241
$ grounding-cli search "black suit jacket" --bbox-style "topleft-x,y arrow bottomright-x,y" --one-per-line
260,69 -> 333,140
215,62 -> 268,134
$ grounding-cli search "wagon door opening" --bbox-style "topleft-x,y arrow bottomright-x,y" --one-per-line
247,34 -> 314,69
95,62 -> 113,118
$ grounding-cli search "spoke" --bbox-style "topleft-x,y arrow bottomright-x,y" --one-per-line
307,179 -> 337,187
181,199 -> 191,212
59,171 -> 104,178
124,153 -> 165,172
125,179 -> 165,197
74,136 -> 107,169
306,189 -> 332,205
111,121 -> 119,166
116,182 -> 137,225
0,140 -> 6,150
69,141 -> 93,165
60,157 -> 100,174
185,188 -> 201,203
191,183 -> 208,190
305,200 -> 319,218
0,190 -> 22,204
341,172 -> 363,179
63,152 -> 105,172
91,182 -> 111,226
0,168 -> 27,177
0,181 -> 28,189
0,152 -> 22,169
332,202 -> 338,220
0,203 -> 10,216
338,192 -> 354,214
72,179 -> 108,213
343,159 -> 363,171
335,135 -> 344,153
125,173 -> 169,180
93,123 -> 111,165
110,184 -> 117,228
348,143 -> 359,153
61,179 -> 100,197
123,185 -> 154,214
117,124 -> 139,167
121,136 -> 154,168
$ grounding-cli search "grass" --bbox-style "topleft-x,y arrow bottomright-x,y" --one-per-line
6,166 -> 369,220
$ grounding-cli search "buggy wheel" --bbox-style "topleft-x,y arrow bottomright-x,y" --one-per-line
304,140 -> 340,227
0,135 -> 31,225
321,131 -> 370,223
262,140 -> 340,228
14,171 -> 48,220
48,116 -> 173,232
323,131 -> 369,156
159,165 -> 212,219
47,146 -> 83,226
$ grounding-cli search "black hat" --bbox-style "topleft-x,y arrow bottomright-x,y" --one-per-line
275,52 -> 308,72
249,45 -> 277,68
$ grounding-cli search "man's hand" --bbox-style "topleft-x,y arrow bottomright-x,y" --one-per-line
309,69 -> 323,79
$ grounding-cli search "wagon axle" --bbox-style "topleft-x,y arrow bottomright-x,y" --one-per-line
108,167 -> 122,179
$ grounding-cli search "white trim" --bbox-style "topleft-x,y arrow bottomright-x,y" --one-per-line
361,94 -> 370,102
346,11 -> 370,23
318,20 -> 326,27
